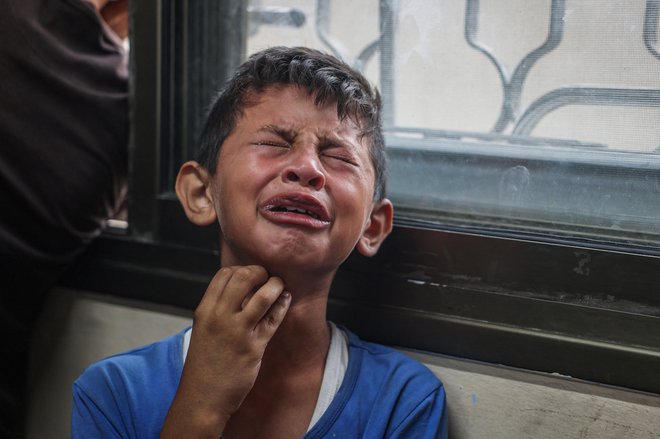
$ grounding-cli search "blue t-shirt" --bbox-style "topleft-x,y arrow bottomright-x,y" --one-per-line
72,327 -> 447,438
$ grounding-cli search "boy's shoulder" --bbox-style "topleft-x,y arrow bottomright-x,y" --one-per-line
72,328 -> 188,438
344,328 -> 441,385
310,328 -> 446,438
73,331 -> 185,412
75,328 -> 187,388
342,327 -> 443,399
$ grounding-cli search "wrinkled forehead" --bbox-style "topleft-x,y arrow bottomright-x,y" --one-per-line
240,84 -> 367,133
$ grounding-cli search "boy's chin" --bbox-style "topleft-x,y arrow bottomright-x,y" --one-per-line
221,236 -> 350,275
253,252 -> 340,280
261,256 -> 333,275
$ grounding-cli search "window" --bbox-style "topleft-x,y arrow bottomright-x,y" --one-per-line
75,0 -> 660,396
245,0 -> 660,251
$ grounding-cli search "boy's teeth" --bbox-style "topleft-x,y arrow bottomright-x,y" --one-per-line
279,206 -> 319,219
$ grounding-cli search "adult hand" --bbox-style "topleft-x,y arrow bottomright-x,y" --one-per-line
84,0 -> 129,39
160,265 -> 291,438
99,0 -> 128,40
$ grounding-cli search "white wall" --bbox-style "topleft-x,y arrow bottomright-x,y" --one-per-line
27,288 -> 192,439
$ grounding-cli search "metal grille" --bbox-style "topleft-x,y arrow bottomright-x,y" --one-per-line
249,0 -> 660,150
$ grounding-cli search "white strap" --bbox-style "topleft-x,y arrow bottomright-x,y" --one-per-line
307,321 -> 349,431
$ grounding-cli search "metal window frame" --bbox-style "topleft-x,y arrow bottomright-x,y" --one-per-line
69,0 -> 660,397
128,0 -> 246,242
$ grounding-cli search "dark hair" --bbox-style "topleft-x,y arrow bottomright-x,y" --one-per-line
196,46 -> 387,201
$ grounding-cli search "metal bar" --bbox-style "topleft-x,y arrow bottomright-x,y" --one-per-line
128,0 -> 162,240
312,0 -> 394,127
379,0 -> 396,128
184,0 -> 246,162
314,0 -> 381,73
353,39 -> 380,72
248,6 -> 305,30
504,0 -> 564,130
386,127 -> 604,148
513,87 -> 660,136
464,0 -> 565,133
315,0 -> 346,61
464,0 -> 510,131
644,0 -> 660,61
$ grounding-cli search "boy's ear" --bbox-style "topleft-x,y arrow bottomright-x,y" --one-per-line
175,161 -> 217,226
356,199 -> 394,257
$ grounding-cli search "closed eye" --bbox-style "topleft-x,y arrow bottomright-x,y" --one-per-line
254,125 -> 295,149
319,138 -> 360,167
255,140 -> 289,148
322,152 -> 358,167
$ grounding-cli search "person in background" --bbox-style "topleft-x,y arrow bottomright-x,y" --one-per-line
0,0 -> 128,436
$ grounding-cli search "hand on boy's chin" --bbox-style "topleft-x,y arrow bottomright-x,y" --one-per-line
179,265 -> 292,420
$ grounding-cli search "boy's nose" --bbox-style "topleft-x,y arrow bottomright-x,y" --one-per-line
282,150 -> 326,191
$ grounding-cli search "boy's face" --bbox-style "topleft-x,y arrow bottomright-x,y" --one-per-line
201,85 -> 391,276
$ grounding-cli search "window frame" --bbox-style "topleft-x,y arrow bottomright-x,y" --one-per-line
66,0 -> 660,397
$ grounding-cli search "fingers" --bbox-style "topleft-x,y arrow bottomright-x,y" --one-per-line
196,265 -> 290,333
242,279 -> 291,333
230,269 -> 290,333
221,266 -> 270,312
196,267 -> 234,310
198,265 -> 267,310
261,290 -> 291,333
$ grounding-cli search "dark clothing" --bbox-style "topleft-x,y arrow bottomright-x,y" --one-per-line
0,0 -> 128,436
0,0 -> 128,264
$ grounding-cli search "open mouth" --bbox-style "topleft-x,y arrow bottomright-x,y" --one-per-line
269,205 -> 321,220
262,193 -> 331,226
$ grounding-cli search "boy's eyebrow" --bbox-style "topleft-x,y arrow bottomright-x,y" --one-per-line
317,133 -> 359,154
256,125 -> 296,141
256,124 -> 360,153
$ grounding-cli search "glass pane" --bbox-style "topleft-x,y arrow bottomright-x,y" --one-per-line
245,0 -> 660,251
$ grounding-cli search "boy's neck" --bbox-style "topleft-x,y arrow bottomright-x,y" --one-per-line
220,263 -> 335,438
224,310 -> 331,439
263,289 -> 331,368
239,288 -> 331,429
